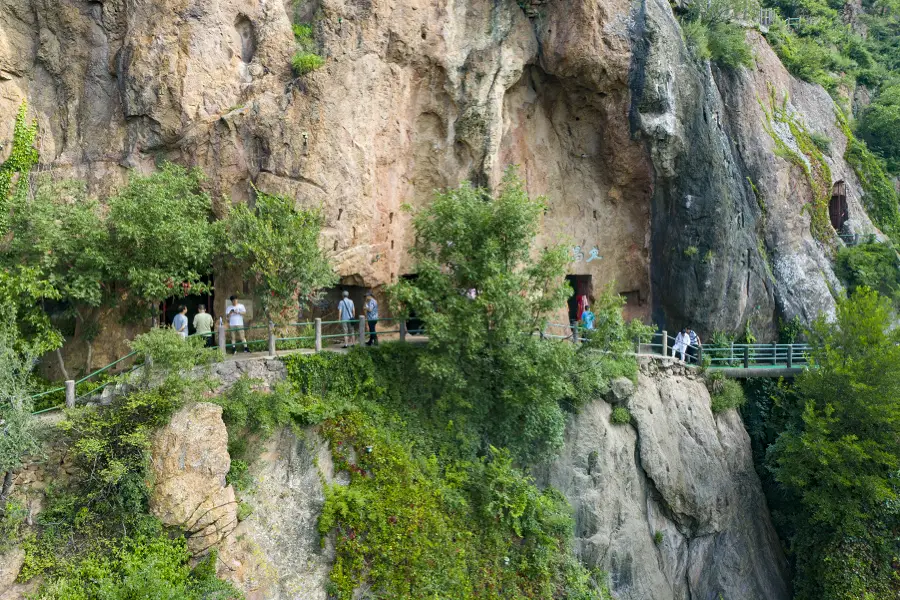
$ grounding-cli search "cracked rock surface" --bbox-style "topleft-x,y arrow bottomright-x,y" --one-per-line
537,367 -> 790,600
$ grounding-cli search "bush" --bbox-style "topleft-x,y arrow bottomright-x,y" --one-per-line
682,20 -> 711,62
292,51 -> 324,75
653,530 -> 664,546
708,22 -> 753,69
610,406 -> 632,425
709,378 -> 746,413
859,85 -> 900,174
835,242 -> 900,307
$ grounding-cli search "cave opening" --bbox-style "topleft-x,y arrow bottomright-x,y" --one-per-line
829,180 -> 848,232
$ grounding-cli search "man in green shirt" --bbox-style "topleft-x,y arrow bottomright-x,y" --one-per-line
193,304 -> 214,347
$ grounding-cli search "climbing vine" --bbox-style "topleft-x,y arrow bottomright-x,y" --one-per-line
760,88 -> 833,246
0,102 -> 39,235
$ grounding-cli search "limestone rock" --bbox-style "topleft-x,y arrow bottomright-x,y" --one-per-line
606,376 -> 635,403
218,427 -> 335,600
0,547 -> 24,591
539,371 -> 790,600
149,402 -> 237,555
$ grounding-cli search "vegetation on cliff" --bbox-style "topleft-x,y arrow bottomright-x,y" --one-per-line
744,288 -> 900,599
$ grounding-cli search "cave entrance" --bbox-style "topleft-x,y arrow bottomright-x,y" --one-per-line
160,275 -> 213,335
829,181 -> 849,232
565,275 -> 593,323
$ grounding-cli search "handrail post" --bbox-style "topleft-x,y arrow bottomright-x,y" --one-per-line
697,344 -> 703,366
65,380 -> 76,408
743,346 -> 750,369
634,335 -> 640,353
268,322 -> 276,358
217,318 -> 226,357
787,344 -> 793,369
400,319 -> 407,342
358,317 -> 366,346
314,318 -> 322,352
772,342 -> 778,365
572,324 -> 579,344
661,330 -> 668,357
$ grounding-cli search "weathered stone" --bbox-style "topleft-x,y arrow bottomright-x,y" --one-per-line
218,427 -> 335,599
606,376 -> 635,404
538,371 -> 790,600
149,402 -> 237,555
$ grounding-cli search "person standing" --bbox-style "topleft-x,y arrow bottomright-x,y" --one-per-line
193,304 -> 214,347
173,305 -> 189,339
226,295 -> 249,353
338,290 -> 356,348
673,328 -> 689,361
580,304 -> 595,331
687,327 -> 702,364
364,291 -> 379,346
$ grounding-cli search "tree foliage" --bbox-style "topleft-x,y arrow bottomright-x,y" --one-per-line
766,288 -> 900,598
223,190 -> 335,322
389,169 -> 640,462
859,84 -> 900,173
106,163 -> 218,315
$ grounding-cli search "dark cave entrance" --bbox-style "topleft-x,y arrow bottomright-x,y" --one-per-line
565,274 -> 593,323
829,180 -> 849,232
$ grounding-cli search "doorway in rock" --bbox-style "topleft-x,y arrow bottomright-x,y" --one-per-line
565,275 -> 593,323
401,274 -> 425,333
829,181 -> 849,232
160,277 -> 213,335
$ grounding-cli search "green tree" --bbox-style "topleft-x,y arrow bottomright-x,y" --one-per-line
1,179 -> 109,376
767,287 -> 900,598
105,163 -> 218,324
389,169 -> 642,462
0,316 -> 42,516
222,190 -> 335,323
859,85 -> 900,174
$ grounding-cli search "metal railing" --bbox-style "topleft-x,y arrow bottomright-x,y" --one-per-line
31,319 -> 811,414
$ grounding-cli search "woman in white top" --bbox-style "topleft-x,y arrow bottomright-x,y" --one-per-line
672,328 -> 689,361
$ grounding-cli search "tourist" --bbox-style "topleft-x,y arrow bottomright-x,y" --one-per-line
193,304 -> 214,347
226,295 -> 249,353
687,327 -> 702,364
338,290 -> 356,348
673,328 -> 689,361
364,291 -> 379,346
173,305 -> 188,339
580,304 -> 595,331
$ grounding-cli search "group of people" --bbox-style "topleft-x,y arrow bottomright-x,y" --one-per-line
337,290 -> 379,348
170,296 -> 250,353
672,327 -> 702,363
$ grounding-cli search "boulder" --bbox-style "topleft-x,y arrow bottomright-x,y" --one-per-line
149,402 -> 237,555
606,376 -> 636,404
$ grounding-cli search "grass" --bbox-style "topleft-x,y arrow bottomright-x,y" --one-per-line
292,51 -> 324,75
610,406 -> 631,425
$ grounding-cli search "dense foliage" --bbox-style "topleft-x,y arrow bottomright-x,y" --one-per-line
275,348 -> 613,600
834,241 -> 900,305
762,288 -> 900,598
7,328 -> 239,598
389,170 -> 651,463
679,0 -> 756,69
223,189 -> 335,323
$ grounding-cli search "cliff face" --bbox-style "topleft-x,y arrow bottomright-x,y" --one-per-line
539,360 -> 790,599
0,0 -> 879,349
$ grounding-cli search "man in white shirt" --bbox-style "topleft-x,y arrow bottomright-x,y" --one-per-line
226,295 -> 249,353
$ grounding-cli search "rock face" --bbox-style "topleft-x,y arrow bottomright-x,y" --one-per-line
539,367 -> 790,600
218,427 -> 335,600
2,0 -> 882,368
149,402 -> 238,554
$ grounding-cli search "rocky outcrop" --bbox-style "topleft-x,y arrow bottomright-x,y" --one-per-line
149,402 -> 239,554
539,361 -> 790,599
218,427 -> 335,600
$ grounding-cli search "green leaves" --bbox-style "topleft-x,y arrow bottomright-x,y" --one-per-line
222,190 -> 335,322
106,163 -> 218,308
766,287 -> 900,598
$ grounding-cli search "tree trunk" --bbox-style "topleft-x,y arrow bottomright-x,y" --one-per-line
55,347 -> 69,381
0,471 -> 14,516
85,342 -> 93,374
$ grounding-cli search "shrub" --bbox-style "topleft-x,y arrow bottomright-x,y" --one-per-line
709,379 -> 746,413
654,530 -> 664,546
292,23 -> 313,40
683,246 -> 699,257
610,406 -> 632,425
835,242 -> 900,307
292,51 -> 324,75
708,22 -> 754,69
682,20 -> 711,62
